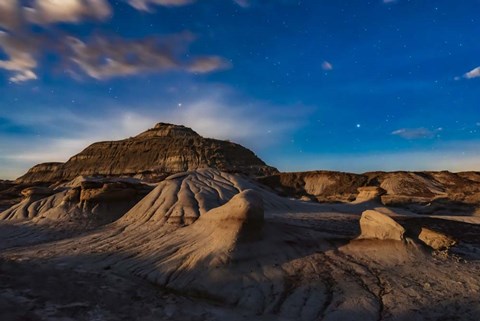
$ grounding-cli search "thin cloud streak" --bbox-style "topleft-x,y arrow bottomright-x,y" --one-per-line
464,66 -> 480,79
391,127 -> 442,140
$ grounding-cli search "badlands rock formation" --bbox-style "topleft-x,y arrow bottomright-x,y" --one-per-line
418,228 -> 456,250
358,210 -> 405,241
260,170 -> 480,215
1,177 -> 152,227
1,168 -> 480,320
1,124 -> 480,320
17,123 -> 277,184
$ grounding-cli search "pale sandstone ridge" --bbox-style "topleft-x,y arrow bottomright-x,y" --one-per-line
16,123 -> 278,184
358,210 -> 405,241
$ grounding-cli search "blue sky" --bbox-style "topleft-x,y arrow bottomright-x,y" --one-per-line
0,0 -> 480,179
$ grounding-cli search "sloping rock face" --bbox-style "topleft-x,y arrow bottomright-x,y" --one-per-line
0,177 -> 152,226
16,123 -> 277,184
358,210 -> 405,241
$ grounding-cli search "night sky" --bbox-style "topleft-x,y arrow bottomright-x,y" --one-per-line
1,0 -> 480,179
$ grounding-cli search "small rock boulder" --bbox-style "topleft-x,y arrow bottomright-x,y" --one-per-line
358,210 -> 405,241
355,186 -> 386,202
418,228 -> 456,250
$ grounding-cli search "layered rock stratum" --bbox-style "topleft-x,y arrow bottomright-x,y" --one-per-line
16,123 -> 278,184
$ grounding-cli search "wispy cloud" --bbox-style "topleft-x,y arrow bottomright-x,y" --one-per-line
127,0 -> 250,11
0,0 -> 21,30
321,61 -> 333,71
463,66 -> 480,79
25,0 -> 112,25
127,0 -> 194,11
0,1 -> 231,83
233,0 -> 251,8
391,127 -> 442,139
64,33 -> 230,80
0,31 -> 39,83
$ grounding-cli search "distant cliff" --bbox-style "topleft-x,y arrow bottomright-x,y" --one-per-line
259,170 -> 480,213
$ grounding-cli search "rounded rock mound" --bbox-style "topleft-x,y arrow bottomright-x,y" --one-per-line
358,210 -> 405,241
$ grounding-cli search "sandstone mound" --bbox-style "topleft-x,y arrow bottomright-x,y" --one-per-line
17,123 -> 277,184
358,210 -> 405,241
197,189 -> 264,241
118,168 -> 293,228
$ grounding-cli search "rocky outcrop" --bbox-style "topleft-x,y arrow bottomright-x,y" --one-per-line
259,170 -> 480,212
118,168 -> 295,228
0,177 -> 152,225
354,186 -> 386,203
418,228 -> 456,250
16,123 -> 277,184
358,210 -> 405,241
16,163 -> 64,184
258,171 -> 367,202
